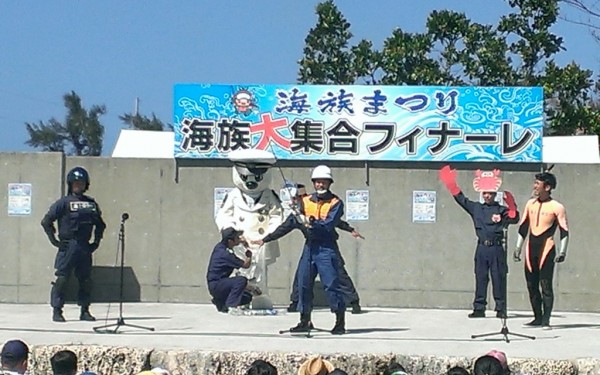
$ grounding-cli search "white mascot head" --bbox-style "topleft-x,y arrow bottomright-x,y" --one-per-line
229,149 -> 276,198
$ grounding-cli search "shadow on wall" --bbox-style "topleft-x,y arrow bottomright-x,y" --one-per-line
313,280 -> 330,308
64,266 -> 141,303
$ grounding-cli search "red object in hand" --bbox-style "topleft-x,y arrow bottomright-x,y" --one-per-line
503,190 -> 517,218
439,165 -> 461,195
245,250 -> 253,258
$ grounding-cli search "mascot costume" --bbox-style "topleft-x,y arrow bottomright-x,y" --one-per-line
215,148 -> 284,310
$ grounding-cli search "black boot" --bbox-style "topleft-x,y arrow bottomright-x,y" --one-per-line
524,306 -> 543,327
524,318 -> 542,326
468,310 -> 485,318
350,300 -> 362,314
79,307 -> 96,321
290,313 -> 313,333
211,298 -> 229,313
287,301 -> 298,313
52,308 -> 66,323
331,311 -> 346,335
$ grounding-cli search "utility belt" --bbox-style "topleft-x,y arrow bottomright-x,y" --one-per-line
478,239 -> 503,247
59,237 -> 90,245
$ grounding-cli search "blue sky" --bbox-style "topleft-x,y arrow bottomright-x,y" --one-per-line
0,1 -> 597,156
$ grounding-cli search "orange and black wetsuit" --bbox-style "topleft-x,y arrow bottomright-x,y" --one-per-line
518,197 -> 569,324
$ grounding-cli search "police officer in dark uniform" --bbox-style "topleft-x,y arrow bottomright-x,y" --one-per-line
439,165 -> 519,318
206,227 -> 255,313
41,166 -> 106,322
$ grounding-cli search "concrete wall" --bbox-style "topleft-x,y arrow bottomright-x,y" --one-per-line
1,152 -> 599,312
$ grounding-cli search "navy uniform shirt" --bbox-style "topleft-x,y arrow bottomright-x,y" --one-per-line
262,209 -> 353,243
454,192 -> 520,242
206,242 -> 245,284
41,193 -> 106,243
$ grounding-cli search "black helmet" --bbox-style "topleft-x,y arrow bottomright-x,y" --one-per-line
67,166 -> 90,193
535,172 -> 557,189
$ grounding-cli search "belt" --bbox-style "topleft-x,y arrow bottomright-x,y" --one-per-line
478,239 -> 503,246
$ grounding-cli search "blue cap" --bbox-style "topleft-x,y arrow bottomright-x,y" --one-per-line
221,227 -> 243,242
1,339 -> 29,361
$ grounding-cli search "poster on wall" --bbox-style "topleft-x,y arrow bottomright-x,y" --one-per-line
412,190 -> 436,223
214,187 -> 234,217
345,190 -> 369,221
8,183 -> 32,216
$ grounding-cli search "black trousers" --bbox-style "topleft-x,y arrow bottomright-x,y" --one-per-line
290,246 -> 359,305
51,240 -> 93,309
473,244 -> 506,312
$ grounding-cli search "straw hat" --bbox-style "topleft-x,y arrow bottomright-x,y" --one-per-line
298,356 -> 335,375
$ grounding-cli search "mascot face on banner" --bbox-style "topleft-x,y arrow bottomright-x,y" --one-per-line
233,163 -> 273,195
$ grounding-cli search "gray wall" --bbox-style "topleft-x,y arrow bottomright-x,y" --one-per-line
1,152 -> 598,312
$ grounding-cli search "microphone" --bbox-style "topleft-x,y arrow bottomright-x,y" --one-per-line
121,213 -> 129,222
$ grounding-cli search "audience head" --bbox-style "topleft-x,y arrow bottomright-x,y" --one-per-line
447,365 -> 470,375
473,350 -> 509,375
246,359 -> 278,375
1,339 -> 29,374
50,349 -> 78,375
384,360 -> 408,375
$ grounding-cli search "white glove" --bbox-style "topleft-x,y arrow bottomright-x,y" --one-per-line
297,214 -> 311,227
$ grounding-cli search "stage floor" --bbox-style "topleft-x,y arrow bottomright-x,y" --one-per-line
0,303 -> 599,360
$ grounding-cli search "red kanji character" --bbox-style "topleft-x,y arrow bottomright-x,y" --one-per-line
249,113 -> 291,150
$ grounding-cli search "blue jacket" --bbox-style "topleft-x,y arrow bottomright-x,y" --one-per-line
41,193 -> 106,243
454,191 -> 520,242
206,241 -> 245,284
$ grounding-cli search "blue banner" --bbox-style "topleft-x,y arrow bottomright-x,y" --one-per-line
173,84 -> 543,162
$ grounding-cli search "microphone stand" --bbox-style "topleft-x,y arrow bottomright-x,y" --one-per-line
94,213 -> 154,334
471,226 -> 535,343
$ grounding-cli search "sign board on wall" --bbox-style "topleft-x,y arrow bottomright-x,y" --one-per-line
174,84 -> 543,162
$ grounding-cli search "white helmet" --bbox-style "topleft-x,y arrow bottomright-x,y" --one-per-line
311,165 -> 333,182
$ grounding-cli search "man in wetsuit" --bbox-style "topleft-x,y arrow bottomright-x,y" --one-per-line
514,170 -> 569,329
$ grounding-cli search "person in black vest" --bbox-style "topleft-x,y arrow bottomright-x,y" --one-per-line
41,166 -> 106,323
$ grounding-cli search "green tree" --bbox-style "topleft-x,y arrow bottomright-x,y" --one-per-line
300,0 -> 600,136
25,91 -> 106,155
119,112 -> 171,131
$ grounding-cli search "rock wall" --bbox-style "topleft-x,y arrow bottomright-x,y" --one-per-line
25,345 -> 600,375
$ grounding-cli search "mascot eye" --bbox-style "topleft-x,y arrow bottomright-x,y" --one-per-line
255,174 -> 264,182
240,175 -> 249,181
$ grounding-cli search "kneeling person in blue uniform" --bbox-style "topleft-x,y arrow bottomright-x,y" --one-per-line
207,228 -> 256,313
